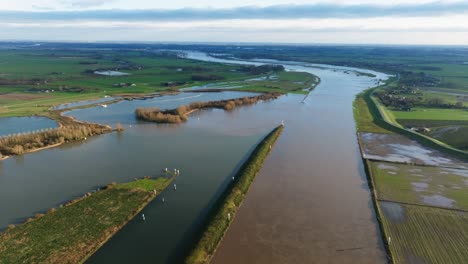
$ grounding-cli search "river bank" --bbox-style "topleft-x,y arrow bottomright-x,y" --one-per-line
186,125 -> 284,264
0,176 -> 175,264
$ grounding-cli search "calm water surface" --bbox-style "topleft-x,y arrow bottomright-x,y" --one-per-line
64,91 -> 257,125
0,51 -> 389,263
186,52 -> 390,264
0,116 -> 58,137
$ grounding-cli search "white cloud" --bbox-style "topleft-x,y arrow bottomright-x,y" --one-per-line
3,15 -> 468,32
0,0 -> 464,11
0,0 -> 466,45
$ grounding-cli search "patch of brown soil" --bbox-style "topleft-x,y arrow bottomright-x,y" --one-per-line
0,93 -> 51,101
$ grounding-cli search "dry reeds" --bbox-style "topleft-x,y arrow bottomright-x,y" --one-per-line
136,93 -> 281,124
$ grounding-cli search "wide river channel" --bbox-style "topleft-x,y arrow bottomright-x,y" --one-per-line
0,51 -> 389,263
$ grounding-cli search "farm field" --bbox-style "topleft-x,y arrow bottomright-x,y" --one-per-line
379,201 -> 468,264
355,84 -> 468,264
391,108 -> 468,121
0,49 -> 316,117
370,161 -> 468,210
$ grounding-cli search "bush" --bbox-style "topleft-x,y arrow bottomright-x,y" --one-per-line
11,145 -> 24,155
115,123 -> 124,132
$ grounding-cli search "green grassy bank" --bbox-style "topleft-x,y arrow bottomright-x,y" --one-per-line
0,177 -> 174,264
185,125 -> 284,264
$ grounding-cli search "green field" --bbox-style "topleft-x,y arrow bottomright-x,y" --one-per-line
186,125 -> 283,264
353,93 -> 393,134
391,108 -> 468,121
357,85 -> 468,264
238,71 -> 318,94
370,161 -> 468,210
0,177 -> 173,264
0,50 -> 317,117
391,107 -> 468,150
408,63 -> 468,90
379,202 -> 468,264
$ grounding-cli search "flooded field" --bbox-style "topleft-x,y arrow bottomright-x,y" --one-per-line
94,70 -> 130,76
51,97 -> 118,110
0,116 -> 58,137
371,161 -> 468,210
359,132 -> 466,168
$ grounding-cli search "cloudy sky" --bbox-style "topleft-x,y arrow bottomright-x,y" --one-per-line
0,0 -> 467,45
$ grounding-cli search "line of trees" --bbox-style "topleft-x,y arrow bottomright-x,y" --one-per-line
135,93 -> 281,124
0,125 -> 111,156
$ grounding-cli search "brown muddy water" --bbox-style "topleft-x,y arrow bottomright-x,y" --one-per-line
181,53 -> 390,263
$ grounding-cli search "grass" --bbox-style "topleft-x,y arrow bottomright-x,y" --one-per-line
185,125 -> 284,264
0,50 -> 317,117
379,202 -> 468,264
370,161 -> 468,210
358,84 -> 468,264
359,86 -> 468,161
428,126 -> 468,150
0,177 -> 174,264
391,108 -> 468,121
353,93 -> 393,133
0,49 -> 260,117
244,71 -> 318,93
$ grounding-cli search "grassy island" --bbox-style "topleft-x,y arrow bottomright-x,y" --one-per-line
0,177 -> 175,264
185,125 -> 284,264
135,92 -> 282,124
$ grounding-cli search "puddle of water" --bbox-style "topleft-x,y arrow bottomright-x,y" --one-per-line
441,168 -> 468,178
380,201 -> 405,223
94,70 -> 130,76
360,133 -> 465,168
377,163 -> 399,171
51,97 -> 118,110
421,194 -> 454,208
412,182 -> 429,192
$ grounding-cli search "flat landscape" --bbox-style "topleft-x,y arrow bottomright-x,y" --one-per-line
1,41 -> 468,264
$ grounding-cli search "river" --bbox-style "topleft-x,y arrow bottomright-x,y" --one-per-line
0,51 -> 389,263
185,52 -> 390,264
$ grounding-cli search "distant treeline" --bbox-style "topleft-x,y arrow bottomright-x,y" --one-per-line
0,124 -> 111,157
135,93 -> 281,124
191,75 -> 225,81
238,64 -> 285,75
